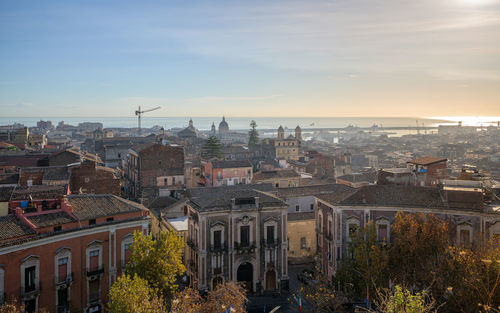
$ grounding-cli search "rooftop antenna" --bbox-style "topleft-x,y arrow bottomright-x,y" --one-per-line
135,106 -> 160,135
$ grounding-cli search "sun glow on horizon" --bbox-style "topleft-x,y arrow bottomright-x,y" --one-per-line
429,116 -> 500,126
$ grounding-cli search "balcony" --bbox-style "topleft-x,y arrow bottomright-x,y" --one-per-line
86,266 -> 104,278
21,282 -> 41,299
56,304 -> 70,313
55,272 -> 74,287
262,239 -> 279,248
187,239 -> 198,250
209,242 -> 228,253
234,241 -> 256,253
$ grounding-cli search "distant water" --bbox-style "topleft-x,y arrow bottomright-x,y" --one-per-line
0,116 -> 453,131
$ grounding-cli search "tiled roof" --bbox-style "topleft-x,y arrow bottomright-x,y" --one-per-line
0,186 -> 15,201
67,194 -> 147,220
0,173 -> 19,185
10,185 -> 68,200
187,184 -> 284,212
334,185 -> 473,209
337,171 -> 378,184
0,215 -> 35,241
278,184 -> 355,197
148,196 -> 180,209
407,157 -> 447,166
51,147 -> 103,164
43,166 -> 70,181
27,211 -> 75,228
212,160 -> 252,169
253,169 -> 300,181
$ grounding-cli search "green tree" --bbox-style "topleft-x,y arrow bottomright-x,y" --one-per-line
372,285 -> 437,313
126,230 -> 186,300
108,274 -> 165,313
337,221 -> 389,301
248,120 -> 259,146
201,136 -> 222,158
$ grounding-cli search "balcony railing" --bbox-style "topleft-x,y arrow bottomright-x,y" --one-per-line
21,282 -> 41,299
209,242 -> 228,253
187,239 -> 198,250
86,266 -> 105,277
56,303 -> 70,313
234,241 -> 256,253
262,239 -> 279,248
56,272 -> 74,286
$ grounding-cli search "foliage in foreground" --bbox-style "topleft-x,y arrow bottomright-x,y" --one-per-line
171,281 -> 248,313
108,274 -> 165,313
126,230 -> 186,300
371,285 -> 437,313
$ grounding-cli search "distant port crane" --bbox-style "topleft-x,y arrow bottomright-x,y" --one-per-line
135,106 -> 160,135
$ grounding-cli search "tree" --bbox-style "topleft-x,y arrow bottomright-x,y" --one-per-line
292,267 -> 346,313
372,285 -> 438,313
389,212 -> 449,292
248,120 -> 259,146
108,274 -> 165,313
171,282 -> 248,313
443,238 -> 500,313
126,230 -> 185,300
202,136 -> 222,159
337,221 -> 389,302
0,299 -> 49,313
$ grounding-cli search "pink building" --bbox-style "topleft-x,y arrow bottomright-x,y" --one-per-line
204,160 -> 253,187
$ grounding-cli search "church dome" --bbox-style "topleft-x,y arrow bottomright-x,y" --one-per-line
219,116 -> 229,134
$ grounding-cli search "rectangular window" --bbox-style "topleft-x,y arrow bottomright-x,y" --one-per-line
310,203 -> 314,210
267,225 -> 275,244
124,242 -> 132,264
57,287 -> 69,308
172,176 -> 176,185
106,217 -> 114,222
460,229 -> 470,246
25,266 -> 36,292
89,219 -> 96,226
348,224 -> 358,238
295,205 -> 299,212
300,237 -> 307,249
54,226 -> 62,232
89,250 -> 99,271
378,224 -> 388,242
213,230 -> 222,248
58,257 -> 68,282
240,226 -> 250,247
89,279 -> 100,303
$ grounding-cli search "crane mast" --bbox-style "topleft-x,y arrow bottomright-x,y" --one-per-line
135,106 -> 161,135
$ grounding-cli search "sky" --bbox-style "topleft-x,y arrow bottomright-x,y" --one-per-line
1,0 -> 500,117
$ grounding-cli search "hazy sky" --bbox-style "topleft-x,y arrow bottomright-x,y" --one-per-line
1,0 -> 500,117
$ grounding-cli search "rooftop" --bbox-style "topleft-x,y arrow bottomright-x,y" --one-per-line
67,194 -> 148,220
407,157 -> 447,166
253,169 -> 300,181
337,171 -> 378,184
10,185 -> 68,201
167,216 -> 188,232
0,215 -> 35,241
278,184 -> 355,198
211,159 -> 252,169
187,183 -> 285,212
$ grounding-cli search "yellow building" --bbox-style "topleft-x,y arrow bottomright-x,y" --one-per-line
271,125 -> 301,161
287,212 -> 316,264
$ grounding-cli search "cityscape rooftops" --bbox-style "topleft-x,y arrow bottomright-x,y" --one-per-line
211,159 -> 252,169
407,157 -> 447,166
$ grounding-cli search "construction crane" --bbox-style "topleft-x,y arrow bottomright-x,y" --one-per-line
135,106 -> 160,135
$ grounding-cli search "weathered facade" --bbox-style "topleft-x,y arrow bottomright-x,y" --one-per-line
185,184 -> 289,294
126,143 -> 185,200
0,194 -> 149,313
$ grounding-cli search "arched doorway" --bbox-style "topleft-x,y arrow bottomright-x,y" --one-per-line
237,262 -> 253,292
265,270 -> 276,291
212,276 -> 223,290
